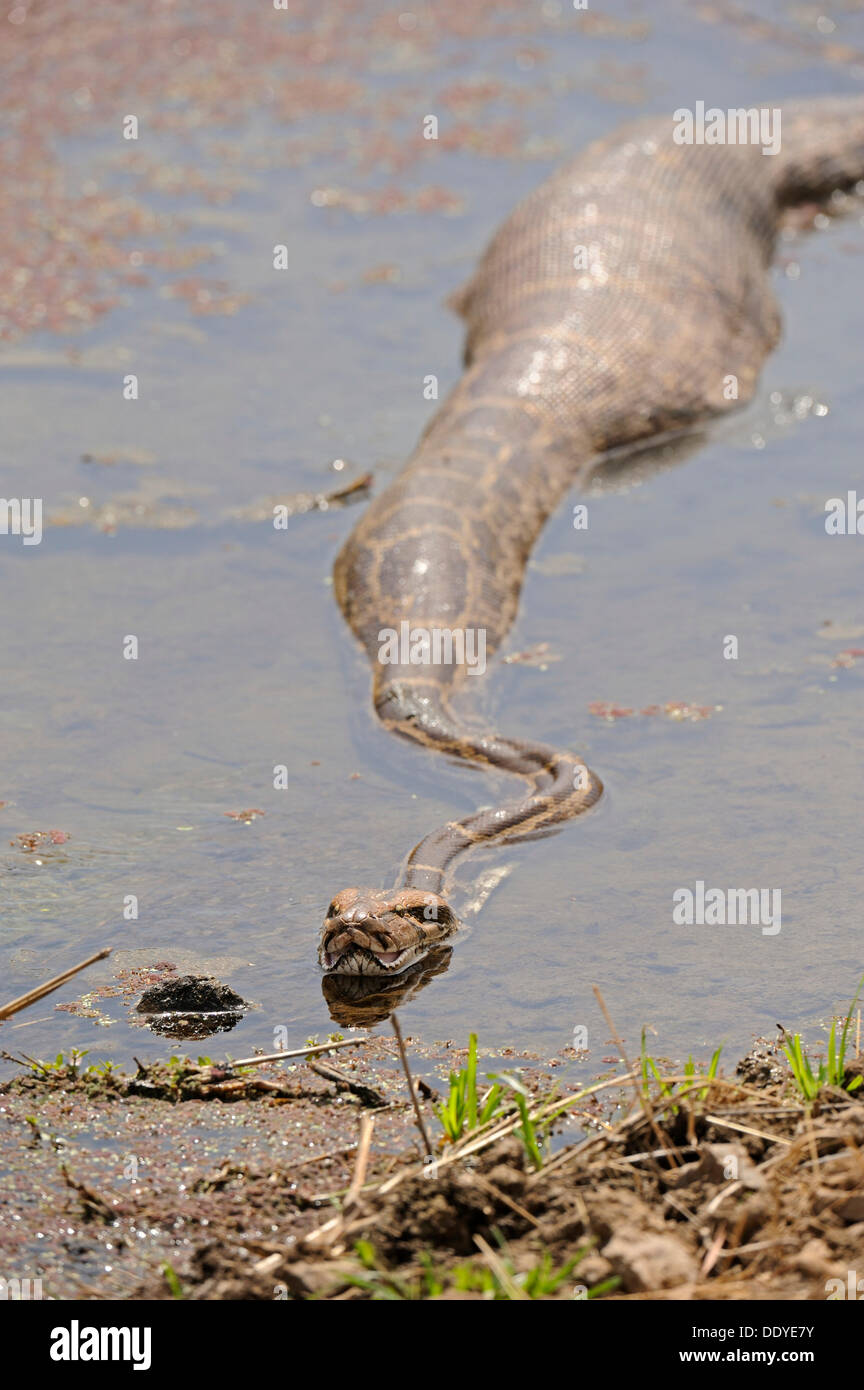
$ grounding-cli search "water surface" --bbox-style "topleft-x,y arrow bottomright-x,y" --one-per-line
2,0 -> 863,1079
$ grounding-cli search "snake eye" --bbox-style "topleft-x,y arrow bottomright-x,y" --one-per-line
325,902 -> 339,918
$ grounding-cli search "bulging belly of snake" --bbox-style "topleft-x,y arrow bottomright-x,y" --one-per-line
317,96 -> 864,1009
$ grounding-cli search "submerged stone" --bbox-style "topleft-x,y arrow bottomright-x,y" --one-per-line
135,975 -> 248,1035
136,974 -> 246,1015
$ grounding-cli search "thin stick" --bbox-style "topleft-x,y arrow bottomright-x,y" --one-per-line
212,1039 -> 366,1070
475,1174 -> 540,1228
700,1222 -> 727,1279
703,1113 -> 792,1147
345,1114 -> 376,1212
0,1050 -> 33,1068
0,948 -> 111,1021
303,1120 -> 378,1251
391,1012 -> 432,1158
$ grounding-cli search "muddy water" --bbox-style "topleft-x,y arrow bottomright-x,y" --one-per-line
2,0 -> 863,1080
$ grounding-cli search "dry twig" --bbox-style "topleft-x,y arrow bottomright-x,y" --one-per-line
0,948 -> 111,1020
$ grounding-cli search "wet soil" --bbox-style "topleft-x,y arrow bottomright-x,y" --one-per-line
2,1039 -> 861,1301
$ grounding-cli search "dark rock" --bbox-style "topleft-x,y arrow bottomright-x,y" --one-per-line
136,974 -> 246,1014
136,975 -> 247,1039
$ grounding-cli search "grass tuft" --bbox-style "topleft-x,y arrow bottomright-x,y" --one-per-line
783,975 -> 864,1102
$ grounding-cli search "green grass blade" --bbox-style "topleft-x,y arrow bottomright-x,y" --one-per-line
467,1033 -> 478,1130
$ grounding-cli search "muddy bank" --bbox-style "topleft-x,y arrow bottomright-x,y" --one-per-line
161,1057 -> 864,1302
0,1033 -> 587,1299
1,1036 -> 862,1301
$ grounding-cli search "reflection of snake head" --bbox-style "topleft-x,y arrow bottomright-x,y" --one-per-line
321,945 -> 453,1026
319,887 -> 458,976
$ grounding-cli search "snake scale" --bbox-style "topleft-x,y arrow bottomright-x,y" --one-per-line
319,96 -> 864,997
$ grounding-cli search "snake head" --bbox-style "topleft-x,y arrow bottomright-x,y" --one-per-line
319,887 -> 458,976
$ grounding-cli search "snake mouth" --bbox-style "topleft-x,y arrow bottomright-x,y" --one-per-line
319,888 -> 458,978
321,942 -> 426,976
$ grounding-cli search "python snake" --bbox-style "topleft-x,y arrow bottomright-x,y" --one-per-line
319,96 -> 864,997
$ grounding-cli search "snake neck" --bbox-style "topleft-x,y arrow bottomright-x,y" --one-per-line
374,676 -> 602,897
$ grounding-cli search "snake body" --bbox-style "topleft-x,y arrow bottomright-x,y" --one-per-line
319,96 -> 864,984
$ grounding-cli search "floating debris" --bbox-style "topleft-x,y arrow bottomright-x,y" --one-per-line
229,471 -> 372,523
818,621 -> 864,641
48,492 -> 199,532
10,830 -> 70,852
589,701 -> 719,723
588,702 -> 634,721
158,276 -> 250,317
503,642 -> 561,669
80,447 -> 157,467
309,185 -> 464,216
831,648 -> 864,669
